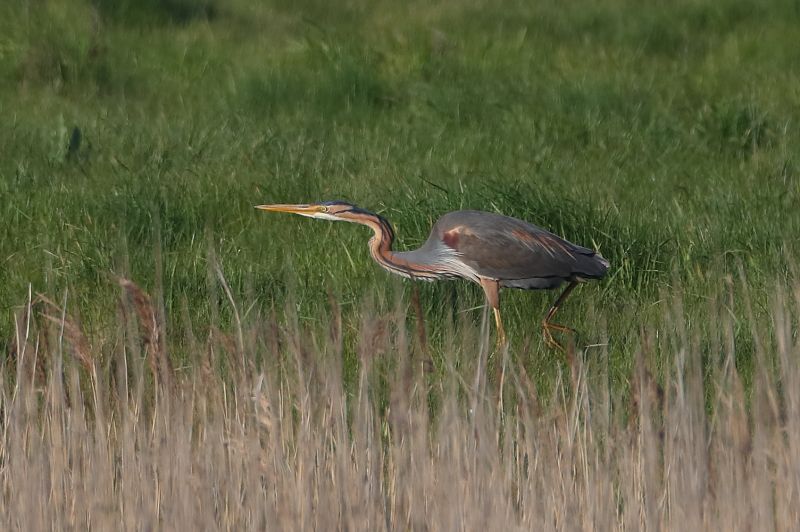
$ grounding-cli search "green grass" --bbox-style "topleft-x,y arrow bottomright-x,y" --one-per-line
1,0 -> 799,391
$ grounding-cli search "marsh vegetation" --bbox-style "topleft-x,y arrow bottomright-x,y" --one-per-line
2,0 -> 799,528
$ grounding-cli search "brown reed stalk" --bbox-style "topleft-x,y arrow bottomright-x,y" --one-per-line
36,294 -> 94,375
118,278 -> 173,390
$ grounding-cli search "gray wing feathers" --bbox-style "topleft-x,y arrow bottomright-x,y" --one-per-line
434,211 -> 609,283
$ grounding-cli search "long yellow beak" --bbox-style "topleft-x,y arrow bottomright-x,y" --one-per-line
254,204 -> 324,215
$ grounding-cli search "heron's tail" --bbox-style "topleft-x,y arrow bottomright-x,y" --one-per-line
573,251 -> 610,280
595,252 -> 610,271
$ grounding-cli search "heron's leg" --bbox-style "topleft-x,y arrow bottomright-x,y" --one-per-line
493,308 -> 507,347
479,278 -> 507,347
542,282 -> 578,351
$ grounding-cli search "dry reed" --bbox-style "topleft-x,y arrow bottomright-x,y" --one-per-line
1,279 -> 798,530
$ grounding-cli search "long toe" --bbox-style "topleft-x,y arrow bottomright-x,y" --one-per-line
546,336 -> 565,352
546,322 -> 576,335
542,323 -> 565,352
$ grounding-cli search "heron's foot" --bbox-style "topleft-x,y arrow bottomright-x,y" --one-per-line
543,326 -> 564,351
542,321 -> 576,352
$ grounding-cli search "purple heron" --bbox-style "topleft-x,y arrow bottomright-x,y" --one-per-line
256,201 -> 609,349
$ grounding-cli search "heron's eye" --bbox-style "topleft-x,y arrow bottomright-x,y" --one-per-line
321,205 -> 329,213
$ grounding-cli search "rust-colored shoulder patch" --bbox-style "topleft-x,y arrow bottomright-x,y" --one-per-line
442,225 -> 476,249
442,228 -> 460,249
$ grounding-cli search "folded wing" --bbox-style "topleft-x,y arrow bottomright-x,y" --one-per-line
433,211 -> 608,286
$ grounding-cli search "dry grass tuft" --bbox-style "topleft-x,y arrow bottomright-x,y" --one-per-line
1,279 -> 799,530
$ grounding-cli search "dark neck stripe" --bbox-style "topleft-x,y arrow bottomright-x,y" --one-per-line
361,213 -> 441,280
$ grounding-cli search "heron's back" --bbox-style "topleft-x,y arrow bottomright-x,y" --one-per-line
427,210 -> 609,289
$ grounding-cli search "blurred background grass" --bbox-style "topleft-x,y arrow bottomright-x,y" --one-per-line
1,0 -> 798,388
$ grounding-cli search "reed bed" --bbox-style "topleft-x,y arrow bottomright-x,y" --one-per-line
2,278 -> 798,530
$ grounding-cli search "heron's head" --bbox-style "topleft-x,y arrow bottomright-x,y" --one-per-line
255,201 -> 372,223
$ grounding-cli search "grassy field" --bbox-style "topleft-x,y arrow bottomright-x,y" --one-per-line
1,0 -> 800,527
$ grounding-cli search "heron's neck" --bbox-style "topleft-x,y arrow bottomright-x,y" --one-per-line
362,214 -> 442,281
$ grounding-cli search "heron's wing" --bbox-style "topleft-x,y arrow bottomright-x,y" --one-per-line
437,212 -> 606,281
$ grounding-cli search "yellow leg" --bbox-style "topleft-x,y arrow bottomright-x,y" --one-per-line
479,278 -> 507,349
494,307 -> 507,348
495,306 -> 508,415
